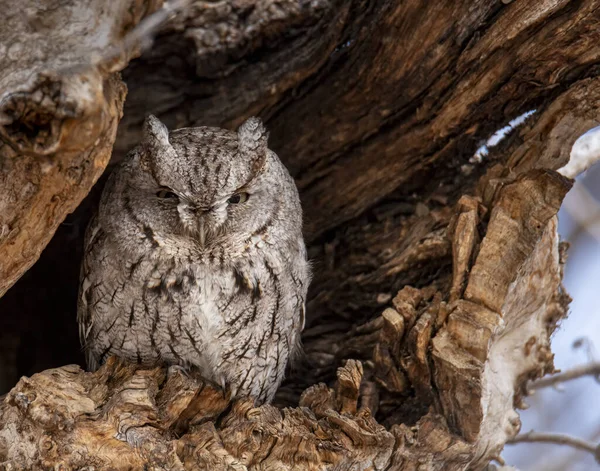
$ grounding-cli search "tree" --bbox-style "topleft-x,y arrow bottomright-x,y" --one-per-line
1,1 -> 598,469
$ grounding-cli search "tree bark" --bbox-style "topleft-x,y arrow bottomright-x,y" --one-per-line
1,0 -> 598,470
0,0 -> 166,297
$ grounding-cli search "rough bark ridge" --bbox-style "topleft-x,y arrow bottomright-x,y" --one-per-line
0,0 -> 598,469
0,0 -> 164,297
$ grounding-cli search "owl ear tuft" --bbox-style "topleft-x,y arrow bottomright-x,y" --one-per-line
143,114 -> 171,148
237,116 -> 269,153
139,115 -> 176,175
238,117 -> 269,174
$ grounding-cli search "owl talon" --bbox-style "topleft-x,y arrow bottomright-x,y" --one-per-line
168,364 -> 192,379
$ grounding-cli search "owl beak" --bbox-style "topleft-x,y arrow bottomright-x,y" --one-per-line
197,216 -> 207,247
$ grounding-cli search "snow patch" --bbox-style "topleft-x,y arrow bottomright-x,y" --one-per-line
558,125 -> 600,179
471,110 -> 537,164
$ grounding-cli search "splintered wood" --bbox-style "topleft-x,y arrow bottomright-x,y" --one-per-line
0,168 -> 572,470
1,0 -> 589,469
0,0 -> 162,297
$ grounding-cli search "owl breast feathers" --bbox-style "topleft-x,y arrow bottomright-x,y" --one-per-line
78,115 -> 310,404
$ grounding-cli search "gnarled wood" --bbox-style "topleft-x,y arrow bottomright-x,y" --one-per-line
0,0 -> 163,297
0,166 -> 571,470
1,0 -> 598,469
116,0 -> 600,239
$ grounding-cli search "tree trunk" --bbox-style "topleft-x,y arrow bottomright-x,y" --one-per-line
0,0 -> 597,469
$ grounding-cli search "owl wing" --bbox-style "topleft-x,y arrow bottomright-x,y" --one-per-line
288,243 -> 310,366
77,214 -> 105,370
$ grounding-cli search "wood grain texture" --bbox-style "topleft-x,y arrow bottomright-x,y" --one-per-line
115,0 -> 600,238
0,0 -> 165,297
0,166 -> 572,470
0,0 -> 596,468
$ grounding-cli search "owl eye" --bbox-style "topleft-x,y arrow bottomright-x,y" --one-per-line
227,192 -> 249,205
156,188 -> 179,201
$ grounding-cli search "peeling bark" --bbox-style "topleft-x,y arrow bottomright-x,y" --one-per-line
0,0 -> 161,297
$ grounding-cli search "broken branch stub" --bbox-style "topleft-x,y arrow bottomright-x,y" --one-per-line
0,167 -> 572,470
0,0 -> 162,297
434,171 -> 571,458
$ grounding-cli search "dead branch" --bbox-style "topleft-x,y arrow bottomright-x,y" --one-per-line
0,0 -> 168,297
508,431 -> 600,463
529,362 -> 600,391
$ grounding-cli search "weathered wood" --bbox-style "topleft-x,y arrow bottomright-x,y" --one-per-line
0,0 -> 597,469
117,0 -> 600,238
0,0 -> 164,297
0,165 -> 572,470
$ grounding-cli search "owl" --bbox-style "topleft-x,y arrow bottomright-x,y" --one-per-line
78,115 -> 309,404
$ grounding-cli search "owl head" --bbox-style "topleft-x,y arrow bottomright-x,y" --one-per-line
103,115 -> 301,254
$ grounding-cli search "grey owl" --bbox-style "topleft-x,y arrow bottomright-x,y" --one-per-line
78,115 -> 309,404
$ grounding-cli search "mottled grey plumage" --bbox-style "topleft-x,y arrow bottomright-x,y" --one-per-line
78,115 -> 309,404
